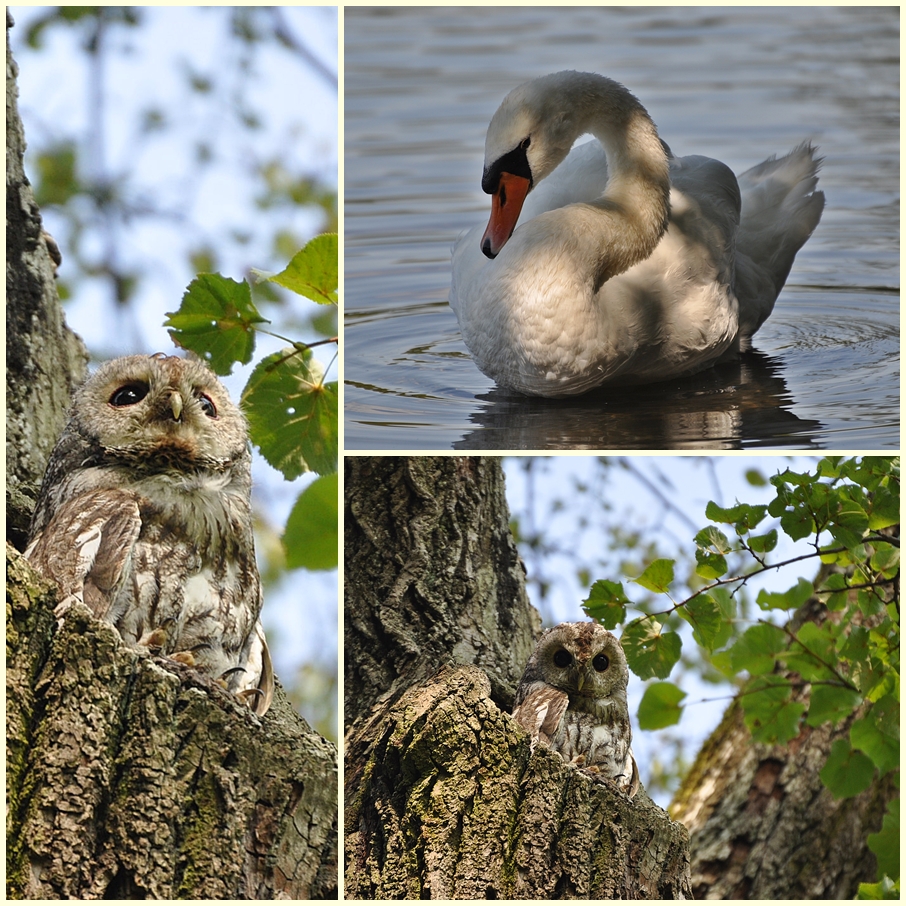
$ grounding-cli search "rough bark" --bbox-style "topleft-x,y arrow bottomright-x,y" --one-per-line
671,595 -> 897,899
344,456 -> 692,898
6,13 -> 89,549
346,663 -> 690,899
345,456 -> 541,726
7,544 -> 338,899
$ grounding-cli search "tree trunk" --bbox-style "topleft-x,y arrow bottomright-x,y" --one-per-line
7,545 -> 338,898
671,596 -> 897,898
6,21 -> 338,898
344,456 -> 692,898
6,13 -> 88,550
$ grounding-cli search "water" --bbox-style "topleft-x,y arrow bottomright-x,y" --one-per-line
344,7 -> 899,450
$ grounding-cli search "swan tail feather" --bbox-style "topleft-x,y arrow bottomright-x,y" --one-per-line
734,143 -> 825,335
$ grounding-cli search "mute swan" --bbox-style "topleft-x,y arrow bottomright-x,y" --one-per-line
450,71 -> 825,397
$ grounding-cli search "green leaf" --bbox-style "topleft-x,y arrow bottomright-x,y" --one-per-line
694,525 -> 731,553
632,558 -> 675,594
806,684 -> 862,728
242,348 -> 338,478
850,696 -> 899,775
828,498 -> 870,549
729,623 -> 787,675
748,529 -> 778,553
871,543 -> 900,577
637,682 -> 687,730
583,579 -> 630,629
264,232 -> 338,304
857,877 -> 900,899
756,577 -> 814,612
868,486 -> 900,530
779,504 -> 815,541
819,572 -> 851,612
621,619 -> 682,680
681,594 -> 723,652
694,548 -> 727,580
742,676 -> 805,744
820,738 -> 875,798
283,473 -> 338,570
165,273 -> 268,375
868,798 -> 900,883
705,500 -> 768,532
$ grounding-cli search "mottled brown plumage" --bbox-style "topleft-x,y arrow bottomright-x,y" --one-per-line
512,621 -> 638,797
25,353 -> 273,715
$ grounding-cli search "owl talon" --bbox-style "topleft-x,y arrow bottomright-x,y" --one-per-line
236,687 -> 267,710
139,628 -> 169,651
169,650 -> 196,667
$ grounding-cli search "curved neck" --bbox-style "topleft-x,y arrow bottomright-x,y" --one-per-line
523,72 -> 671,279
579,76 -> 671,279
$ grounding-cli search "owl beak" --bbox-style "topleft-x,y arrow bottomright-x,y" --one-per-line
576,671 -> 586,692
169,391 -> 184,422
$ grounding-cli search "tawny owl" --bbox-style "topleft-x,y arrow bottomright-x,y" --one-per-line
512,621 -> 639,797
24,353 -> 273,716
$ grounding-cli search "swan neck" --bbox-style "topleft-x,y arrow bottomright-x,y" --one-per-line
561,79 -> 668,279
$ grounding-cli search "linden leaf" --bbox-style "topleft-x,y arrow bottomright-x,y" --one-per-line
265,232 -> 338,304
165,273 -> 268,374
583,579 -> 630,629
637,681 -> 687,730
820,738 -> 875,799
242,348 -> 338,478
632,559 -> 675,594
283,473 -> 339,570
622,618 -> 682,680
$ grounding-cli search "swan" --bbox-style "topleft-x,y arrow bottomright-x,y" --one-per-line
450,71 -> 825,397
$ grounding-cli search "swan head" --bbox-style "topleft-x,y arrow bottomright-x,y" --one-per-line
480,72 -> 589,258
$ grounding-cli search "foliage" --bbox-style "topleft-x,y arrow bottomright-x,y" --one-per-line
165,234 -> 338,570
581,456 -> 900,887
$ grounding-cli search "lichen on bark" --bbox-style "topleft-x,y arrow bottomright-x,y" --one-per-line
345,664 -> 691,899
7,545 -> 338,899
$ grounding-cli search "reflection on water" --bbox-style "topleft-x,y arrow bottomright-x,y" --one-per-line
344,6 -> 899,451
452,351 -> 823,451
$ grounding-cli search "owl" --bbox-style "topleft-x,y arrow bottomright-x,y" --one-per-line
512,621 -> 639,797
24,353 -> 273,716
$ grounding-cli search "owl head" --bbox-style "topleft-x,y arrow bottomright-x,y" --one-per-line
29,354 -> 252,538
67,353 -> 249,471
522,621 -> 629,700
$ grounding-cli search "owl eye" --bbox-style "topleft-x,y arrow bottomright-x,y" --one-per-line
593,653 -> 610,672
109,383 -> 149,407
197,393 -> 217,418
553,649 -> 572,668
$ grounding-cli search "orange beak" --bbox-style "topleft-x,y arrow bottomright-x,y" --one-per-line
480,172 -> 532,259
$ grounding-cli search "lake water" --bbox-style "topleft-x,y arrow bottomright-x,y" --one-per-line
344,7 -> 899,451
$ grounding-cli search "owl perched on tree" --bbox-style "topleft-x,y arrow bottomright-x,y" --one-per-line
24,353 -> 273,716
512,621 -> 639,797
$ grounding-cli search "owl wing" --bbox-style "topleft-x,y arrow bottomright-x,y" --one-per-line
24,489 -> 142,620
512,683 -> 569,748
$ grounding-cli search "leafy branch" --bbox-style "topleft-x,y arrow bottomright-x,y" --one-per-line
164,232 -> 339,570
583,456 -> 899,891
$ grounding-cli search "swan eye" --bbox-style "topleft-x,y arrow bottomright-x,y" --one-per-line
593,653 -> 609,672
553,649 -> 572,668
520,136 -> 531,150
110,383 -> 149,407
